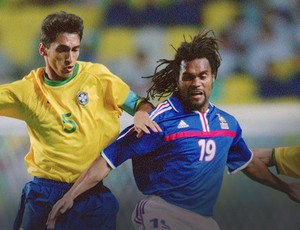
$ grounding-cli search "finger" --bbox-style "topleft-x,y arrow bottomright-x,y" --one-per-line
48,208 -> 59,221
135,121 -> 161,137
145,121 -> 160,133
136,126 -> 146,138
152,121 -> 162,132
47,206 -> 62,224
46,220 -> 55,230
46,214 -> 55,227
60,205 -> 69,213
47,211 -> 54,223
136,131 -> 143,138
136,125 -> 151,134
46,215 -> 55,229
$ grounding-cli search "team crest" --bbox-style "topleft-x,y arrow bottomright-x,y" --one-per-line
77,91 -> 89,106
217,114 -> 229,129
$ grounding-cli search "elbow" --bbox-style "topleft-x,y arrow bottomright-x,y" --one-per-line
86,169 -> 102,184
86,157 -> 111,184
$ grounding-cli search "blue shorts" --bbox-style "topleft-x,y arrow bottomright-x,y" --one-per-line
14,177 -> 119,230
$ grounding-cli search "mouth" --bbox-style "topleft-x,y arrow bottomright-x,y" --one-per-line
190,91 -> 204,99
63,65 -> 74,74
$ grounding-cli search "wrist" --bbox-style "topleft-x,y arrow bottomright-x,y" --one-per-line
136,98 -> 153,112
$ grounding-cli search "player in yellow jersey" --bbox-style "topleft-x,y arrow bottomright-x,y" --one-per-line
0,11 -> 160,230
253,146 -> 300,178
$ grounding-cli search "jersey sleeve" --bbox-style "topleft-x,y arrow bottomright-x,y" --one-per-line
226,122 -> 253,174
101,125 -> 165,169
273,145 -> 300,178
0,82 -> 24,120
121,90 -> 140,116
98,64 -> 131,114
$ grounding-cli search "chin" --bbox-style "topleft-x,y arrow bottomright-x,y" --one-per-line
186,103 -> 200,111
61,73 -> 72,79
190,100 -> 207,111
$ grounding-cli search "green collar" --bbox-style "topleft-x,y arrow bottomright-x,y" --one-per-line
43,63 -> 79,86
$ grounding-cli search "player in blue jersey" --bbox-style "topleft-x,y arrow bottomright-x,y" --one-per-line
46,30 -> 300,230
0,11 -> 161,230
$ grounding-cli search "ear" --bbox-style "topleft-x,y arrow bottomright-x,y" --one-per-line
39,43 -> 47,56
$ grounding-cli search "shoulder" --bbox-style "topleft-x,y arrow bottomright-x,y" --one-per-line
11,68 -> 43,88
210,104 -> 241,131
77,61 -> 111,75
0,68 -> 44,100
77,61 -> 125,82
211,104 -> 237,121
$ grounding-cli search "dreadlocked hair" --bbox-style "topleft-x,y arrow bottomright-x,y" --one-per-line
145,30 -> 221,100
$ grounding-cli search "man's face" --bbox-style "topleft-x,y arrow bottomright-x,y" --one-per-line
177,58 -> 215,112
40,32 -> 80,81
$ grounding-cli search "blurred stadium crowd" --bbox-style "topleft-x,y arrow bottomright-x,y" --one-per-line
0,0 -> 299,102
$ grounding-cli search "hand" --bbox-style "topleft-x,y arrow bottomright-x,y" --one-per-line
134,110 -> 162,138
46,196 -> 74,229
286,182 -> 300,203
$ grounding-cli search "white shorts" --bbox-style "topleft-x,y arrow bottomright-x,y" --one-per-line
131,196 -> 220,230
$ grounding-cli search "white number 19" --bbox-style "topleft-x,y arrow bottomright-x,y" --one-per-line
198,139 -> 216,162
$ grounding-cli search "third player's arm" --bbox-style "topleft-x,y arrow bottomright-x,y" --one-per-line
251,148 -> 275,167
242,154 -> 300,203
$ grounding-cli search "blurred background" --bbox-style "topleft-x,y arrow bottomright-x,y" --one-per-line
0,0 -> 299,229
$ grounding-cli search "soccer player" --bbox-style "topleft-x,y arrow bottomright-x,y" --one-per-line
0,11 -> 161,230
46,31 -> 300,230
253,146 -> 300,178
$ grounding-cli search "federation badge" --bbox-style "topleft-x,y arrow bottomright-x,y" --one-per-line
217,114 -> 229,129
77,91 -> 89,106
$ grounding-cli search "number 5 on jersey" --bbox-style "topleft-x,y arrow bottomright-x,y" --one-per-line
62,113 -> 77,133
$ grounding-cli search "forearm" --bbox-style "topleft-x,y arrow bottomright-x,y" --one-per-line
46,157 -> 112,229
251,148 -> 275,167
243,155 -> 289,194
65,156 -> 111,200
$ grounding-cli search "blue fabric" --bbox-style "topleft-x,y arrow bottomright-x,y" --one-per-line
103,94 -> 252,217
14,177 -> 119,230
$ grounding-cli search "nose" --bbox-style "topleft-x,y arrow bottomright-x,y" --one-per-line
191,76 -> 202,86
64,51 -> 73,63
66,51 -> 72,59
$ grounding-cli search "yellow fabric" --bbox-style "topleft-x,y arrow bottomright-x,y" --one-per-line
274,146 -> 300,178
0,61 -> 130,183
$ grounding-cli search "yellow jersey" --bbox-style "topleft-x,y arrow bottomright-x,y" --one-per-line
0,61 -> 131,183
273,145 -> 300,178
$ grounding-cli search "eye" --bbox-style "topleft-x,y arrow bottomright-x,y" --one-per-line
182,73 -> 194,81
200,75 -> 208,80
72,47 -> 80,52
56,46 -> 69,53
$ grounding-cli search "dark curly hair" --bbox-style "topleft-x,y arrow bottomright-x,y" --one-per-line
40,11 -> 84,47
146,30 -> 221,100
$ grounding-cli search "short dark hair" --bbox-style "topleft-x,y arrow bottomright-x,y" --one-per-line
146,30 -> 221,100
40,11 -> 84,47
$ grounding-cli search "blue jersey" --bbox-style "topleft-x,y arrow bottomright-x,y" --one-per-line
102,94 -> 253,217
